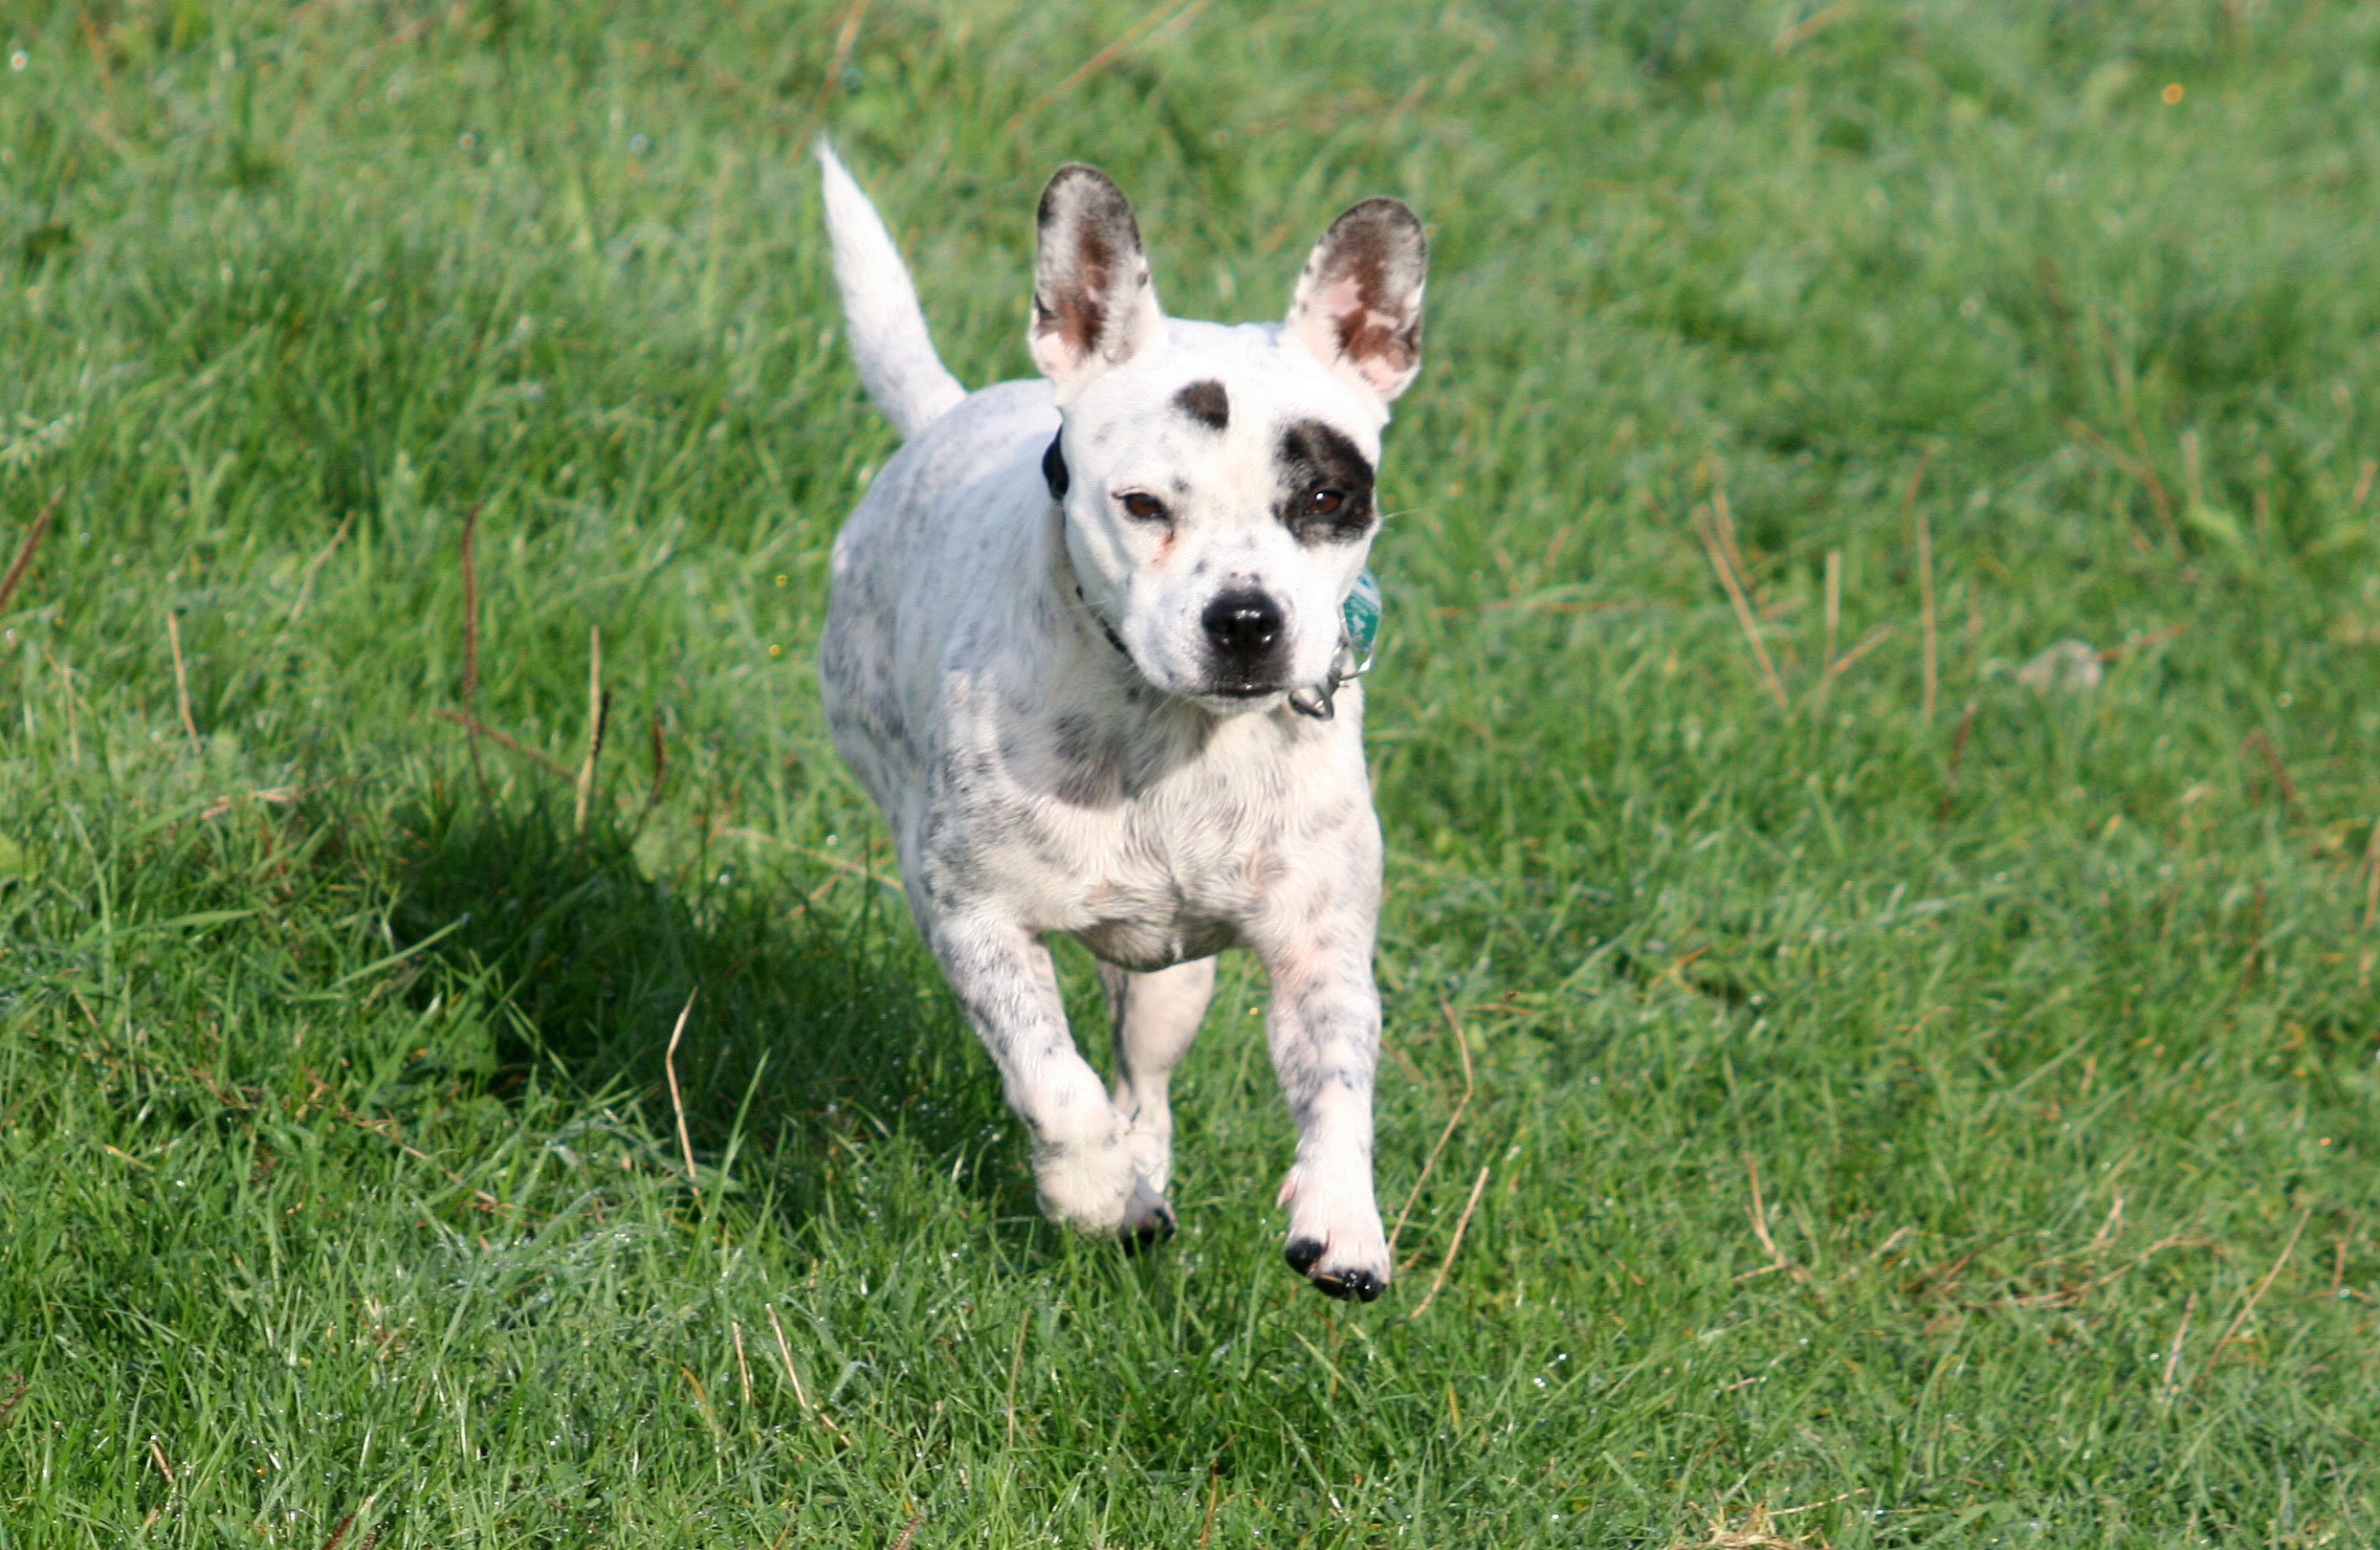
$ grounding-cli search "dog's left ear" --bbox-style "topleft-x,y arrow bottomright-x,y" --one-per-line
1030,164 -> 1165,390
1286,198 -> 1427,404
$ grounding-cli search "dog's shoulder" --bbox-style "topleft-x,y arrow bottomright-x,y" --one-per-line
831,377 -> 1056,578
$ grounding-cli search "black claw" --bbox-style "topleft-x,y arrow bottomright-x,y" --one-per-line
1285,1241 -> 1385,1301
1121,1213 -> 1177,1254
1309,1268 -> 1383,1302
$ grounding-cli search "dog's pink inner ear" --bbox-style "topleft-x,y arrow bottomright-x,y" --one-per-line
1319,272 -> 1414,378
1041,230 -> 1114,363
1030,165 -> 1161,384
1289,199 -> 1427,403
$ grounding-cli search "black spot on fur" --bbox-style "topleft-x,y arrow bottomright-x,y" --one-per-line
1049,713 -> 1122,808
1174,378 -> 1229,431
1275,420 -> 1376,544
1043,433 -> 1069,499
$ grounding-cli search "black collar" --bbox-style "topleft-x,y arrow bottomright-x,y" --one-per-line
1073,583 -> 1134,663
1050,433 -> 1131,663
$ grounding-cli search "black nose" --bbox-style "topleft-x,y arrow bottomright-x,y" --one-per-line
1201,589 -> 1284,663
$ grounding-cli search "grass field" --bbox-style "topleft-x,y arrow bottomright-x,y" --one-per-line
4,0 -> 2379,1543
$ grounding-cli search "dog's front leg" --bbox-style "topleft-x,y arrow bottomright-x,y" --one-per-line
1260,929 -> 1392,1301
933,917 -> 1167,1236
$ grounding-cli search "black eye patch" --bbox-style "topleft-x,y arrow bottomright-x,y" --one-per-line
1274,420 -> 1376,543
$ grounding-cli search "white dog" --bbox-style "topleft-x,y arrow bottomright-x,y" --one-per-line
814,144 -> 1425,1299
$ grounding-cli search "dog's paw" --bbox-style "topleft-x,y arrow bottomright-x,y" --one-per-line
1285,1235 -> 1385,1301
1277,1169 -> 1390,1301
1119,1174 -> 1178,1253
1033,1136 -> 1138,1230
1118,1116 -> 1175,1198
1036,1139 -> 1177,1248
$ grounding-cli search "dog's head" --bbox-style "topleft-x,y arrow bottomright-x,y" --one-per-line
1030,165 -> 1425,714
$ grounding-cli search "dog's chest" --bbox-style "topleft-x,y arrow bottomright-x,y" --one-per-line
945,700 -> 1339,968
1037,806 -> 1272,971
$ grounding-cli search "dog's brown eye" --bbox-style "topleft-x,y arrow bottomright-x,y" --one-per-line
1307,490 -> 1344,516
1120,492 -> 1167,520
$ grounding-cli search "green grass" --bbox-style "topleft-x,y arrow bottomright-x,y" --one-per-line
3,0 -> 2379,1543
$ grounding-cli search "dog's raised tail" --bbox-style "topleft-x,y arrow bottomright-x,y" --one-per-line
816,142 -> 966,441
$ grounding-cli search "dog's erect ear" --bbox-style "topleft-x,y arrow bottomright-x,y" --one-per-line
1285,198 -> 1427,403
1030,165 -> 1164,388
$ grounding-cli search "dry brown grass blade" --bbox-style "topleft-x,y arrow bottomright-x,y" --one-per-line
2361,816 -> 2380,932
2065,415 -> 2179,550
431,708 -> 573,780
1821,548 -> 1840,682
2097,316 -> 2181,546
458,502 -> 480,703
0,486 -> 63,616
1938,699 -> 1976,818
1899,451 -> 1935,717
286,512 -> 354,628
2237,729 -> 2300,812
575,626 -> 608,834
1389,998 -> 1476,1262
1005,1306 -> 1030,1447
2093,622 -> 2186,663
1676,1501 -> 1823,1549
765,1305 -> 853,1444
1407,1163 -> 1491,1319
1736,1153 -> 1814,1285
645,710 -> 669,815
1773,0 -> 1857,54
1709,488 -> 1753,605
1007,0 -> 1216,132
1817,624 -> 1894,702
721,827 -> 908,894
2154,1291 -> 2196,1406
1693,504 -> 1789,711
2194,1207 -> 2310,1387
793,0 -> 873,153
1196,1462 -> 1223,1550
664,990 -> 699,1192
166,610 -> 198,743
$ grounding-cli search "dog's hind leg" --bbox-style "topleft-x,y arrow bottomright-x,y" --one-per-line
1095,956 -> 1216,1232
933,918 -> 1149,1234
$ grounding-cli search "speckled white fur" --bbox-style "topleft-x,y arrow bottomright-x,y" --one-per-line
813,144 -> 1425,1299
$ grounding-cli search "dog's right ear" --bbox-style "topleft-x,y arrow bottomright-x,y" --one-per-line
1030,165 -> 1164,390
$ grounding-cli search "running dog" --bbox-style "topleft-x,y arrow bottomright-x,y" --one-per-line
814,144 -> 1425,1299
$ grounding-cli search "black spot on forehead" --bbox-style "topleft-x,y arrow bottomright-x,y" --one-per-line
1275,419 -> 1377,544
1173,379 -> 1229,431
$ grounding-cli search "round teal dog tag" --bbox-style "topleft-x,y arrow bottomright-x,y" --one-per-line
1341,569 -> 1381,675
